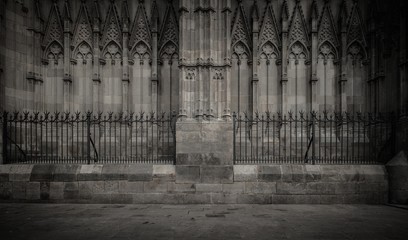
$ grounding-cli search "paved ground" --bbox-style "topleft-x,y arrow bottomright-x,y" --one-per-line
0,204 -> 408,240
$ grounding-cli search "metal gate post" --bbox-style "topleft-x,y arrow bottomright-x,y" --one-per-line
2,111 -> 8,164
86,112 -> 91,164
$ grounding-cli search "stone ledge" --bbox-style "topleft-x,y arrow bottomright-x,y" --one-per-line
0,164 -> 388,204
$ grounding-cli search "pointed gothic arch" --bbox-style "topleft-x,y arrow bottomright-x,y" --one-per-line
42,2 -> 63,61
74,41 -> 93,60
101,0 -> 122,58
129,1 -> 151,59
258,1 -> 280,59
288,1 -> 309,59
231,1 -> 251,58
44,40 -> 64,61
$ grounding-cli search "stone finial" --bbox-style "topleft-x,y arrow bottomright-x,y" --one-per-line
251,0 -> 259,20
311,0 -> 318,20
281,0 -> 289,21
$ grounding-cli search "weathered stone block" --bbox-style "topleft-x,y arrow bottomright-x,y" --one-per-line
78,181 -> 93,199
245,182 -> 276,194
222,183 -> 245,194
92,194 -> 111,204
30,165 -> 56,182
291,165 -> 305,182
0,182 -> 12,199
211,193 -> 238,204
320,195 -> 345,204
280,165 -> 293,182
272,195 -> 321,204
12,181 -> 26,199
233,165 -> 258,182
320,165 -> 342,182
118,181 -> 144,193
389,190 -> 408,204
26,182 -> 40,200
334,182 -> 358,194
104,181 -> 119,193
53,165 -> 80,182
49,182 -> 64,200
304,165 -> 321,182
306,182 -> 336,195
78,165 -> 103,181
143,179 -> 168,193
101,165 -> 128,180
276,182 -> 307,194
127,165 -> 153,181
40,182 -> 50,200
0,165 -> 12,182
236,194 -> 271,204
91,181 -> 105,194
258,165 -> 281,182
201,165 -> 233,183
153,165 -> 175,181
182,193 -> 211,204
9,165 -> 33,182
196,183 -> 222,192
168,182 -> 196,193
175,165 -> 200,183
64,182 -> 79,199
110,194 -> 133,204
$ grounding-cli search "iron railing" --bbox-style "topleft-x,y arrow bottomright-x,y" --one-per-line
1,111 -> 177,164
233,112 -> 396,165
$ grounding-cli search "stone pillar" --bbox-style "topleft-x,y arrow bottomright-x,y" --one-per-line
63,5 -> 72,112
175,0 -> 233,184
122,9 -> 130,113
310,1 -> 318,112
400,0 -> 407,114
281,2 -> 289,114
92,14 -> 101,112
151,1 -> 159,114
339,5 -> 348,112
251,1 -> 259,115
223,0 -> 232,118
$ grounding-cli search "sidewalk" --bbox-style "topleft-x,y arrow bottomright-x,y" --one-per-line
1,204 -> 407,240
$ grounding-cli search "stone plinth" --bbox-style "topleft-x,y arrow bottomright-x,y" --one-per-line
176,119 -> 233,166
175,119 -> 234,184
386,151 -> 408,204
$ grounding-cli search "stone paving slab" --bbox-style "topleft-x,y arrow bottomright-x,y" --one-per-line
0,204 -> 407,240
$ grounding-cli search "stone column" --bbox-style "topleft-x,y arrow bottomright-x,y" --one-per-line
400,0 -> 407,114
92,15 -> 101,112
251,2 -> 259,115
281,2 -> 289,114
175,0 -> 233,184
151,1 -> 159,114
63,10 -> 72,112
222,0 -> 232,118
310,2 -> 318,112
122,16 -> 130,113
339,4 -> 348,112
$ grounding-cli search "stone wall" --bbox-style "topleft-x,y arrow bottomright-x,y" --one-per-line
0,164 -> 387,204
1,0 -> 406,116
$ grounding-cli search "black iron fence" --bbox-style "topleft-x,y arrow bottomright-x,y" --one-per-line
233,112 -> 397,165
1,111 -> 177,164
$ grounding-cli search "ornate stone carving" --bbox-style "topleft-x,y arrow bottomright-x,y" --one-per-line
259,1 -> 280,59
318,2 -> 339,59
43,2 -> 63,59
288,1 -> 309,58
72,1 -> 92,58
346,2 -> 366,60
231,1 -> 251,57
129,1 -> 151,59
101,1 -> 122,59
159,1 -> 178,59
